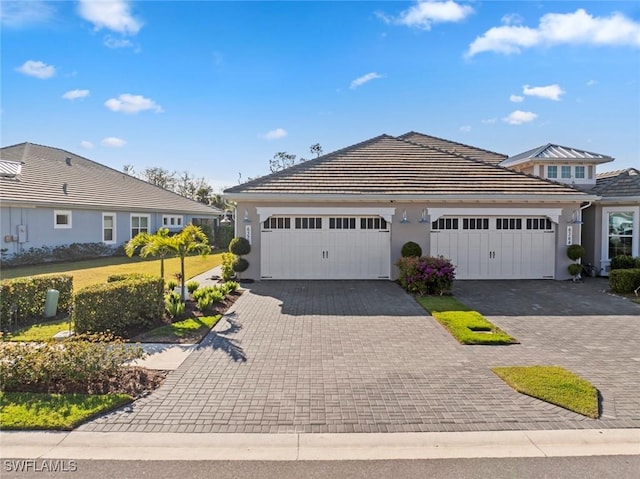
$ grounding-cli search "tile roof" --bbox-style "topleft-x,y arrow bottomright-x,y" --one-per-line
592,168 -> 640,198
0,142 -> 222,215
501,144 -> 614,167
225,134 -> 591,198
398,131 -> 507,165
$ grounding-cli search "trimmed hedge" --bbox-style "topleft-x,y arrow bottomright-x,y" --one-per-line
0,275 -> 73,327
73,275 -> 164,337
609,268 -> 640,294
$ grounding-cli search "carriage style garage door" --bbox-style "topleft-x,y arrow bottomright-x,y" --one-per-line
261,215 -> 391,279
430,216 -> 556,280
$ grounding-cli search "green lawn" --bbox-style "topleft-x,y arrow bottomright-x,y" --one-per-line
0,392 -> 132,430
5,318 -> 72,342
416,295 -> 517,345
132,315 -> 222,343
493,366 -> 599,418
0,253 -> 223,290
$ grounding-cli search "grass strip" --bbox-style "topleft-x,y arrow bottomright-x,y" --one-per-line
431,310 -> 517,345
0,392 -> 131,430
6,319 -> 72,342
133,314 -> 221,343
416,295 -> 472,313
492,366 -> 599,418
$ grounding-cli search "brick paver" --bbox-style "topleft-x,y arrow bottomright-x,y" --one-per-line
80,280 -> 640,433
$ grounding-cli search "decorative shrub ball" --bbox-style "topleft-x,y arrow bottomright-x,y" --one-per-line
232,257 -> 249,273
566,244 -> 585,261
229,237 -> 251,256
568,263 -> 582,276
401,241 -> 422,258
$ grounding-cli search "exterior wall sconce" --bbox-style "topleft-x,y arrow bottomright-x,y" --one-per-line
567,210 -> 583,225
400,209 -> 410,223
419,208 -> 428,223
242,209 -> 251,223
220,209 -> 235,225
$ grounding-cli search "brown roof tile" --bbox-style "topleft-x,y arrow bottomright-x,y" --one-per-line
593,168 -> 640,197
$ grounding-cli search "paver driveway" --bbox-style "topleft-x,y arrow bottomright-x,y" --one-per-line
81,280 -> 640,433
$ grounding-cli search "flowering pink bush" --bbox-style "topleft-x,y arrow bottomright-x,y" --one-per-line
396,256 -> 455,296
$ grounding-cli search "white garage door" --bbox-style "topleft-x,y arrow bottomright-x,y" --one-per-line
430,216 -> 556,279
261,216 -> 391,279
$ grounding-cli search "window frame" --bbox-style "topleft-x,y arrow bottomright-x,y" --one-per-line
574,165 -> 585,179
54,210 -> 72,229
547,165 -> 558,179
601,206 -> 639,266
561,165 -> 571,179
102,212 -> 116,244
162,214 -> 184,229
130,214 -> 151,239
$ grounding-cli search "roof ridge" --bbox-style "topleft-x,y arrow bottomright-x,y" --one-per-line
597,167 -> 639,178
398,131 -> 508,159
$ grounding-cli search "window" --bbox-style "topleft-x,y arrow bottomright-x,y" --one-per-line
295,217 -> 322,229
162,215 -> 183,228
329,217 -> 356,229
575,166 -> 585,179
54,210 -> 72,229
131,214 -> 150,238
263,217 -> 291,229
608,211 -> 634,259
547,165 -> 557,179
526,218 -> 553,230
496,218 -> 522,230
462,218 -> 489,230
360,217 -> 388,230
431,218 -> 459,230
103,213 -> 116,244
561,165 -> 571,179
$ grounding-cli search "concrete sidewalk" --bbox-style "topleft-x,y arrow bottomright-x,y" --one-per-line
1,429 -> 638,461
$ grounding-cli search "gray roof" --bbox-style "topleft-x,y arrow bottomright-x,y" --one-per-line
399,131 -> 507,165
501,144 -> 614,167
592,168 -> 640,198
0,142 -> 222,215
225,134 -> 592,199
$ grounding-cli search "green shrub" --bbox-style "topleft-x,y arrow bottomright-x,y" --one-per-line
166,279 -> 178,290
568,263 -> 582,277
186,280 -> 200,295
221,252 -> 236,281
396,256 -> 455,296
610,255 -> 636,270
229,237 -> 251,256
215,225 -> 234,250
197,294 -> 214,313
609,268 -> 640,294
3,242 -> 118,267
567,244 -> 585,261
164,291 -> 185,318
107,273 -> 146,282
73,275 -> 163,337
232,257 -> 249,273
0,333 -> 144,394
219,281 -> 239,295
0,275 -> 73,327
401,241 -> 422,258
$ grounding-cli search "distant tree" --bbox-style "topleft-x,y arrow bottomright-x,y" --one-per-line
309,143 -> 323,158
141,167 -> 176,190
196,186 -> 212,204
270,152 -> 298,173
123,164 -> 136,176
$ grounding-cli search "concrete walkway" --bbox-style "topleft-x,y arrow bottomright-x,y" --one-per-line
78,279 -> 639,434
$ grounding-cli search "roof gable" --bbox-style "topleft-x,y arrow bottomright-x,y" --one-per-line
0,142 -> 222,215
593,168 -> 640,198
225,134 -> 590,198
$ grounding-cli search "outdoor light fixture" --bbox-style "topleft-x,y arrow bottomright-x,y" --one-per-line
567,210 -> 583,225
220,208 -> 235,225
242,209 -> 251,223
419,208 -> 428,223
400,209 -> 410,224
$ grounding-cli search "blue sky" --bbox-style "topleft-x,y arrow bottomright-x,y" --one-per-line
2,1 -> 639,191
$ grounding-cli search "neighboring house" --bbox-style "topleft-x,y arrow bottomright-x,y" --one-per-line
0,142 -> 222,258
224,132 -> 598,281
581,168 -> 640,275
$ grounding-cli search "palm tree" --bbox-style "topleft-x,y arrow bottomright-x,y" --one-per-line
125,228 -> 172,279
157,224 -> 211,301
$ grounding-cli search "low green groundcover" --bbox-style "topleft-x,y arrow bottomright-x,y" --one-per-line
431,311 -> 517,345
5,318 -> 71,342
132,314 -> 221,343
0,392 -> 132,430
493,366 -> 599,418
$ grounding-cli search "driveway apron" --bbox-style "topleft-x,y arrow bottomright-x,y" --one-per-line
80,280 -> 640,433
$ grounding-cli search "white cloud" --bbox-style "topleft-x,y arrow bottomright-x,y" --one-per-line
62,89 -> 90,100
101,137 -> 126,147
382,1 -> 474,30
586,79 -> 598,86
501,13 -> 524,26
503,110 -> 538,125
350,72 -> 383,89
523,84 -> 565,101
16,60 -> 55,79
262,128 -> 288,140
481,118 -> 497,124
510,94 -> 524,103
1,1 -> 55,27
467,9 -> 640,57
104,35 -> 134,49
77,0 -> 142,35
104,94 -> 163,114
459,125 -> 471,132
80,140 -> 94,149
